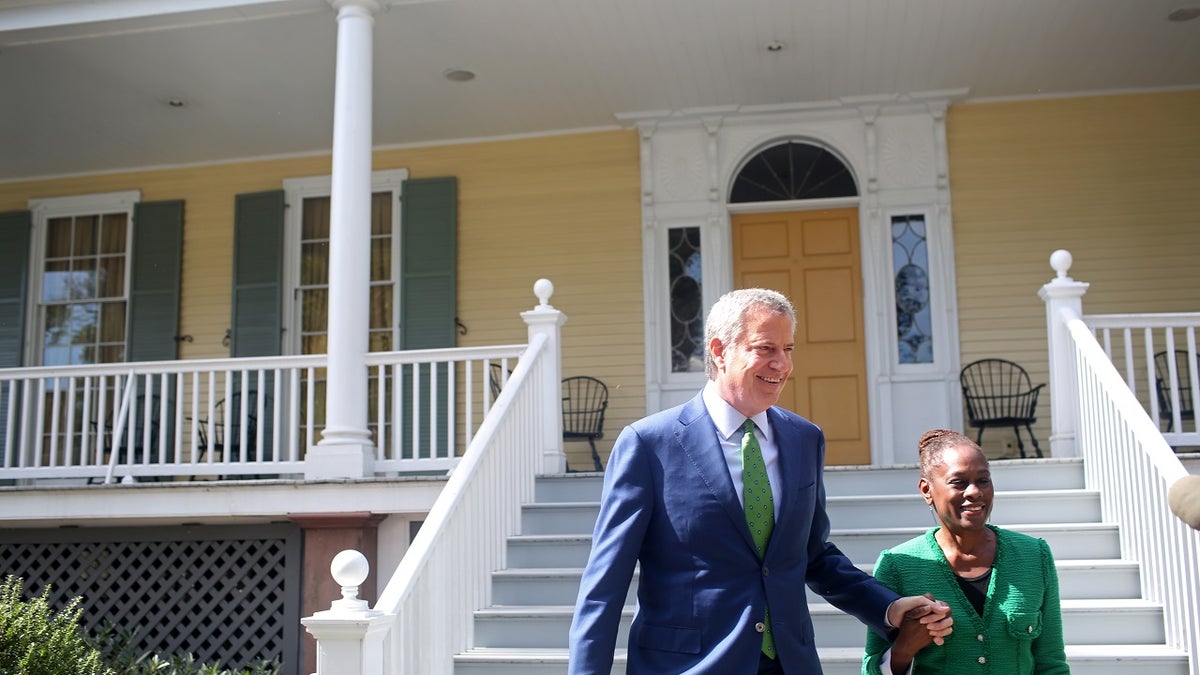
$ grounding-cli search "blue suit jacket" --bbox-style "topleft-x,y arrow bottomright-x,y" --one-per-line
568,393 -> 899,674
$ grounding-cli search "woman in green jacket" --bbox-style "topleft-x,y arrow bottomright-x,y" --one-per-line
863,429 -> 1070,674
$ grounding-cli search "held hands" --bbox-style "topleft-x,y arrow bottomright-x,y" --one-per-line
884,594 -> 953,673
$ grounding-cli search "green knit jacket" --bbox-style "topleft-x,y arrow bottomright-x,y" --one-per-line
862,525 -> 1070,674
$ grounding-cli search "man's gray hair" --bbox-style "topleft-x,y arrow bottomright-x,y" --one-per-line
704,288 -> 796,379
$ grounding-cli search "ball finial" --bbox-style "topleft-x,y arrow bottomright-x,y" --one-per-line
1049,250 -> 1073,279
330,549 -> 369,588
533,278 -> 554,306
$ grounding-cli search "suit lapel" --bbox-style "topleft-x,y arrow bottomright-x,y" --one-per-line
675,394 -> 758,553
766,407 -> 816,552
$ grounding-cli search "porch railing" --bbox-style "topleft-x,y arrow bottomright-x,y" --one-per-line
0,346 -> 525,483
1044,251 -> 1199,674
1085,312 -> 1200,448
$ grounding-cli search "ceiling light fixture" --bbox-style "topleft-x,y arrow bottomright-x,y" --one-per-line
443,68 -> 476,82
164,97 -> 187,108
765,40 -> 786,52
1167,6 -> 1200,21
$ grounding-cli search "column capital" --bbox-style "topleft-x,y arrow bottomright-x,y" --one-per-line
329,0 -> 382,14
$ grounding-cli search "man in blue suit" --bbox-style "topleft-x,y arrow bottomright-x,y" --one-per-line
569,288 -> 951,674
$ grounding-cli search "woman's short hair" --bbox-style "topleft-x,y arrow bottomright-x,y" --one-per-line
918,428 -> 984,478
704,288 -> 796,379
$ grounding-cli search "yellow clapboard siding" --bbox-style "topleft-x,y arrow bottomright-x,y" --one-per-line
948,89 -> 1200,456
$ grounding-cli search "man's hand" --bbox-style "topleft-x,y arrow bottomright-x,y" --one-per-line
887,593 -> 953,645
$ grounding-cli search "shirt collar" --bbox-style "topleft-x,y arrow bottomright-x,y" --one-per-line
702,380 -> 772,443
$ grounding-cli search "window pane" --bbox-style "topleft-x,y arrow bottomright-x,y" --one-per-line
371,193 -> 391,235
99,345 -> 124,363
73,215 -> 97,256
668,227 -> 704,373
100,302 -> 125,343
302,197 -> 331,240
369,331 -> 392,352
100,213 -> 126,254
42,260 -> 71,302
44,303 -> 99,365
301,289 -> 328,332
99,257 -> 124,298
892,215 -> 933,364
70,259 -> 97,300
302,334 -> 327,355
369,285 -> 391,329
300,242 -> 329,285
46,217 -> 72,258
370,236 -> 391,282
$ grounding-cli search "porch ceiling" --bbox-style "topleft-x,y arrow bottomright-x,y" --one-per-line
2,0 -> 1199,181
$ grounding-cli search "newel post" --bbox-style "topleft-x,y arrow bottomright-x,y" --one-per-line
1038,250 -> 1090,458
301,550 -> 390,675
522,279 -> 568,474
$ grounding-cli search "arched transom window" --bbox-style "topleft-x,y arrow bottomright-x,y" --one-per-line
730,141 -> 857,202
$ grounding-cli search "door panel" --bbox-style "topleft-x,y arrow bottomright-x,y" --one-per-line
733,208 -> 869,465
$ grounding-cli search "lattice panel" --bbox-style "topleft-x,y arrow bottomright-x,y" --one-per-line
0,524 -> 301,675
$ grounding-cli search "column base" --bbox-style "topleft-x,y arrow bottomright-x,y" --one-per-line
306,439 -> 376,479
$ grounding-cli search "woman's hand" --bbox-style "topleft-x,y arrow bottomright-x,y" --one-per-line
886,593 -> 953,674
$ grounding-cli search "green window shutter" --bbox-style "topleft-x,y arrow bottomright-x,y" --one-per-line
0,211 -> 31,455
0,211 -> 31,368
128,200 -> 184,362
400,177 -> 457,460
400,176 -> 457,349
232,190 -> 285,357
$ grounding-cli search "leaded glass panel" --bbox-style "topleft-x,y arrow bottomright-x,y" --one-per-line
668,227 -> 704,373
892,215 -> 933,364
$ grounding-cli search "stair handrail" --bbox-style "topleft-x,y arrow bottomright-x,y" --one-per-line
373,331 -> 550,674
1058,307 -> 1199,674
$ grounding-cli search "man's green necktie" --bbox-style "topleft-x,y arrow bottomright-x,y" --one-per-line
741,419 -> 776,658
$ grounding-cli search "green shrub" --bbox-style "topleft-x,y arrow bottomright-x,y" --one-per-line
89,620 -> 281,675
0,574 -> 110,675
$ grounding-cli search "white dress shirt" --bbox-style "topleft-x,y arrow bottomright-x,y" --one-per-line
702,380 -> 781,520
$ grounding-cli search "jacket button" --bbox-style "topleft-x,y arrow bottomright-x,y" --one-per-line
978,656 -> 986,664
1028,625 -> 1034,633
976,634 -> 984,642
755,622 -> 766,633
762,566 -> 770,576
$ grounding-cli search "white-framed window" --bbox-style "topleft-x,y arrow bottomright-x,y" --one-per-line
26,191 -> 140,366
282,169 -> 407,356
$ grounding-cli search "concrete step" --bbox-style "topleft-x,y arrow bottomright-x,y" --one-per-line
531,458 -> 1087,504
489,559 -> 1140,607
471,599 -> 1166,649
827,522 -> 1121,562
506,521 -> 1123,569
520,489 -> 1101,535
821,457 -> 1085,496
454,645 -> 1190,675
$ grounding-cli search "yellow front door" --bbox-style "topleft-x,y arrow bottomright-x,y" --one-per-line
732,208 -> 870,465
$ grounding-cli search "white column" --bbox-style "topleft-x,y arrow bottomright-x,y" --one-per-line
301,550 -> 390,675
522,279 -> 568,474
307,0 -> 381,479
1038,250 -> 1090,458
